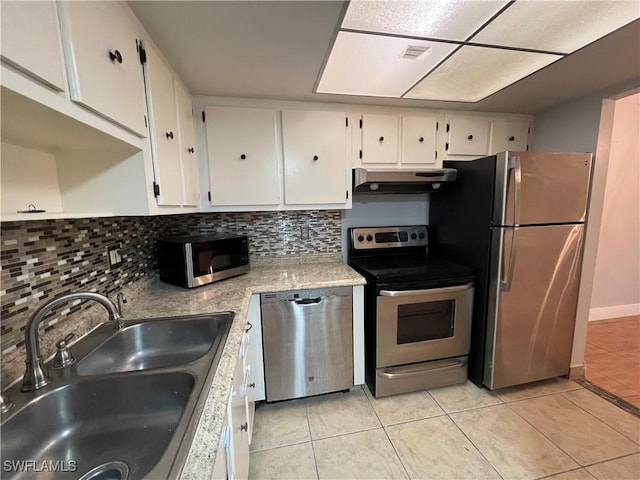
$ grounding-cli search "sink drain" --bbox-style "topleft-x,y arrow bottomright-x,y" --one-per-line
78,461 -> 129,480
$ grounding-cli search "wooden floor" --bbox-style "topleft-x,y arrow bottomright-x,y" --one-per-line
585,315 -> 640,408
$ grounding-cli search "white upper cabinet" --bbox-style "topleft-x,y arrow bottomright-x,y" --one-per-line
490,120 -> 530,154
445,116 -> 491,156
57,1 -> 147,136
175,80 -> 199,207
360,114 -> 399,164
282,110 -> 348,205
205,106 -> 280,206
401,116 -> 438,165
143,43 -> 183,206
0,1 -> 66,92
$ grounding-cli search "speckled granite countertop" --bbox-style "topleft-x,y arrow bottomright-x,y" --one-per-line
122,256 -> 366,479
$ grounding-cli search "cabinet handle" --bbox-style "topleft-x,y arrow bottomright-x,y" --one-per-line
240,422 -> 248,432
379,136 -> 384,142
240,154 -> 247,160
248,382 -> 256,388
418,137 -> 424,143
245,321 -> 252,332
188,147 -> 195,153
509,136 -> 515,141
108,50 -> 123,64
165,131 -> 174,140
313,155 -> 319,161
467,134 -> 473,140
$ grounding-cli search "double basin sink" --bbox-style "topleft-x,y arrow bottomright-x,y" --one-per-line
1,312 -> 233,480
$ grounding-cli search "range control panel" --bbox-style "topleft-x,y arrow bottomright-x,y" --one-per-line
351,226 -> 428,250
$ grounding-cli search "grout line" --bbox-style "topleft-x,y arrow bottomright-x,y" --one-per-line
577,451 -> 640,468
446,411 -> 505,480
303,396 -> 321,480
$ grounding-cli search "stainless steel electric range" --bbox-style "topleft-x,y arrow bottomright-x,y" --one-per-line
347,225 -> 475,397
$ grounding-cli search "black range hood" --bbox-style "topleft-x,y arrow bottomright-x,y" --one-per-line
352,168 -> 457,195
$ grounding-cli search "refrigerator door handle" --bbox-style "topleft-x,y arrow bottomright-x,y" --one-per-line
500,227 -> 518,292
508,155 -> 523,226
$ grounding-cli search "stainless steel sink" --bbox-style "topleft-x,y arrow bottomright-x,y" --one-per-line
77,314 -> 230,375
1,372 -> 194,479
1,312 -> 233,480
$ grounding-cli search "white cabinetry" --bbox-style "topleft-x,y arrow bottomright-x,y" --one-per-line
356,113 -> 440,167
401,116 -> 438,165
227,352 -> 250,480
490,120 -> 530,154
360,114 -> 399,165
445,116 -> 491,157
57,1 -> 147,136
144,44 -> 199,207
0,0 -> 66,92
282,110 -> 348,205
175,81 -> 199,206
205,106 -> 280,206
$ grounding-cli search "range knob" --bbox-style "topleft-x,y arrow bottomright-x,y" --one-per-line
357,235 -> 364,242
411,233 -> 417,240
418,232 -> 425,239
366,235 -> 373,242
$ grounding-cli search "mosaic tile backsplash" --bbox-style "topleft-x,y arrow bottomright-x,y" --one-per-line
0,210 -> 341,358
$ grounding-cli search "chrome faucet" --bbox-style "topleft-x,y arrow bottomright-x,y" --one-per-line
21,292 -> 122,392
116,292 -> 127,319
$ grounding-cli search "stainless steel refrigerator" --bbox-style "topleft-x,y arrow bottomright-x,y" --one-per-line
430,151 -> 593,389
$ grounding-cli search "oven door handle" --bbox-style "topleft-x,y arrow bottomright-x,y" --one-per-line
378,358 -> 468,379
379,283 -> 473,297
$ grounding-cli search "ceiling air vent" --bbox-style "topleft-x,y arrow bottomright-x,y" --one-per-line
402,45 -> 431,60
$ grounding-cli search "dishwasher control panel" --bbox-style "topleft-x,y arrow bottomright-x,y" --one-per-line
260,286 -> 352,303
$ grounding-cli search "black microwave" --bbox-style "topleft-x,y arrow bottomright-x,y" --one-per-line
157,232 -> 250,288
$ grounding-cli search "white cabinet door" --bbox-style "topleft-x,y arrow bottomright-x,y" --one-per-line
446,117 -> 490,156
228,354 -> 250,480
175,80 -> 199,206
402,116 -> 438,165
57,1 -> 146,136
361,114 -> 399,164
490,120 -> 530,154
205,106 -> 280,206
144,44 -> 182,206
282,110 -> 347,205
0,0 -> 66,92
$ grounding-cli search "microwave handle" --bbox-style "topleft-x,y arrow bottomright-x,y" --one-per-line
380,283 -> 473,297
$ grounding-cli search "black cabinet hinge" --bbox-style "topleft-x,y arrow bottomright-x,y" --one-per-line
528,127 -> 531,134
446,123 -> 450,133
138,43 -> 147,64
436,121 -> 439,131
359,119 -> 362,128
346,117 -> 348,127
359,149 -> 362,159
526,144 -> 529,151
144,115 -> 147,128
207,191 -> 211,202
346,190 -> 349,200
202,111 -> 206,122
153,182 -> 160,197
445,142 -> 449,151
435,151 -> 438,160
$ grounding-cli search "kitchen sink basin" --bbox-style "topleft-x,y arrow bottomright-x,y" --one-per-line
1,372 -> 194,480
1,311 -> 233,479
77,313 -> 231,375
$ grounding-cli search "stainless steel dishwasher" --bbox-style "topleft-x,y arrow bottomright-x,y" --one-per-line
261,287 -> 353,402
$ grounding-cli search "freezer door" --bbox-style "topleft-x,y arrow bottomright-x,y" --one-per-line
493,151 -> 592,226
485,224 -> 584,389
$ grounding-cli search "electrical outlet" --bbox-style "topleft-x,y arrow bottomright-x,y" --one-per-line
300,226 -> 310,240
107,245 -> 123,267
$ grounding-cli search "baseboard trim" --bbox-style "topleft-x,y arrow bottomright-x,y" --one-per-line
589,303 -> 640,321
569,364 -> 585,380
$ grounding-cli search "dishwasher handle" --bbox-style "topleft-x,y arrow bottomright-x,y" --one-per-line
290,297 -> 323,305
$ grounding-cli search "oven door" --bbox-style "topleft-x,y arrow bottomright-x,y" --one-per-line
376,283 -> 474,367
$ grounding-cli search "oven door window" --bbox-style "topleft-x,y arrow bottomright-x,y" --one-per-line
396,300 -> 455,344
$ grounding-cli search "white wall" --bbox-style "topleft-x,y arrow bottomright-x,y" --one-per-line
341,194 -> 429,260
589,93 -> 640,320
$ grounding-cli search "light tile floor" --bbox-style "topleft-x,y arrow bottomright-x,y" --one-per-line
585,315 -> 640,407
248,378 -> 640,480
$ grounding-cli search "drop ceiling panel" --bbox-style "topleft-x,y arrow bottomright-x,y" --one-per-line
317,32 -> 457,97
342,0 -> 510,41
472,0 -> 640,53
405,45 -> 562,102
